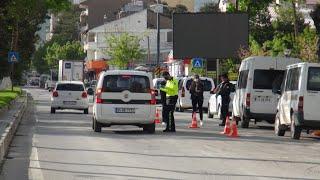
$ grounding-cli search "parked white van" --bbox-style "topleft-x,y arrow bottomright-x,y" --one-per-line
274,63 -> 320,139
232,56 -> 301,128
92,70 -> 156,133
176,77 -> 215,112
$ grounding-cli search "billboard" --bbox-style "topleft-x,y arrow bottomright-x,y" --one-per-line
173,13 -> 249,59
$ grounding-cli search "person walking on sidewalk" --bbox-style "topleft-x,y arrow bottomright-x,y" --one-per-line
189,74 -> 204,126
215,74 -> 233,126
160,71 -> 179,132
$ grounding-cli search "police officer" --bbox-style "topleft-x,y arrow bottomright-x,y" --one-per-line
160,71 -> 179,132
189,74 -> 204,126
215,74 -> 233,126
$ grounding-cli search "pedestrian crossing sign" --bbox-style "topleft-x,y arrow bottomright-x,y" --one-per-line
192,58 -> 203,68
8,51 -> 19,63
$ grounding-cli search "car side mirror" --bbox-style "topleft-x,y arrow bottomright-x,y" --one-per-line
275,90 -> 282,95
48,88 -> 52,92
272,88 -> 282,95
87,88 -> 94,95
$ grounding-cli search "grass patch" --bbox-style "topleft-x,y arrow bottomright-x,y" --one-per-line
0,87 -> 22,108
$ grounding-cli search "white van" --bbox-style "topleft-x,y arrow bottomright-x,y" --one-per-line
176,77 -> 215,112
232,56 -> 301,128
274,63 -> 320,139
92,70 -> 156,133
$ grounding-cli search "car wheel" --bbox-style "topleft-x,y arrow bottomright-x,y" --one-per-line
143,123 -> 155,134
291,115 -> 302,140
241,115 -> 250,128
274,112 -> 285,136
207,104 -> 213,118
50,107 -> 55,114
93,118 -> 102,132
84,108 -> 89,114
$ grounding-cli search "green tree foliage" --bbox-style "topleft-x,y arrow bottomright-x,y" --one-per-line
0,0 -> 71,80
105,33 -> 145,69
32,5 -> 81,73
173,4 -> 189,13
44,41 -> 85,68
160,2 -> 189,18
310,4 -> 320,61
199,2 -> 221,13
296,27 -> 319,62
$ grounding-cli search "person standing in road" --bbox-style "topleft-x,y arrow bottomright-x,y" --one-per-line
160,71 -> 179,132
215,74 -> 233,126
189,74 -> 204,126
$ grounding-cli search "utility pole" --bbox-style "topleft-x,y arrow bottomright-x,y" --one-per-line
156,0 -> 161,77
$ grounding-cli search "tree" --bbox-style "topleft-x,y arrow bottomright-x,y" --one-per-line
310,4 -> 320,61
296,27 -> 319,62
199,2 -> 221,13
105,33 -> 145,69
44,41 -> 85,68
173,4 -> 188,13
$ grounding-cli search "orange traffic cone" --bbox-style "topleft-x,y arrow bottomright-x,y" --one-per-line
228,120 -> 239,138
189,112 -> 199,128
220,115 -> 231,134
154,108 -> 161,124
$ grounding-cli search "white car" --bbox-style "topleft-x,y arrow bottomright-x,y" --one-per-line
208,81 -> 236,119
274,63 -> 320,140
232,56 -> 301,128
176,77 -> 215,112
92,70 -> 156,133
50,81 -> 89,114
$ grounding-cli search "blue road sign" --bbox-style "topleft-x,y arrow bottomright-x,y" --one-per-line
192,58 -> 203,68
8,51 -> 19,63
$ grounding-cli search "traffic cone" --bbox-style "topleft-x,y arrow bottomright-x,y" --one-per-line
189,112 -> 199,128
154,108 -> 161,124
220,115 -> 231,134
228,120 -> 239,138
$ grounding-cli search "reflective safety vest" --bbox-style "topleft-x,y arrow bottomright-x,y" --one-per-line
160,78 -> 179,97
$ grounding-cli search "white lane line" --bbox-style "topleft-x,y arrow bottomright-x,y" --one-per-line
28,108 -> 44,180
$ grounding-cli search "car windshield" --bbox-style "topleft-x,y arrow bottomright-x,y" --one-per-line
253,70 -> 285,89
186,79 -> 212,91
103,75 -> 150,93
56,83 -> 84,91
307,67 -> 320,91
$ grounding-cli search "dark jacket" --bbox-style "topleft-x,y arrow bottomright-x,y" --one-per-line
190,80 -> 204,99
216,81 -> 233,101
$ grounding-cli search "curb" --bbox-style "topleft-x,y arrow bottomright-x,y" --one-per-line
0,92 -> 28,163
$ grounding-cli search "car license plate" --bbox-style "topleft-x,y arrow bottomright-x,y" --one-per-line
63,101 -> 76,105
115,108 -> 135,113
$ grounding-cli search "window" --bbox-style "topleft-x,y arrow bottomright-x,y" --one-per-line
307,67 -> 320,91
186,79 -> 212,91
102,75 -> 150,93
56,84 -> 84,91
285,67 -> 301,91
253,70 -> 284,89
238,70 -> 249,89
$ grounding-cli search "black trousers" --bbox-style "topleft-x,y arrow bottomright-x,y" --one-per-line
191,97 -> 203,121
220,97 -> 230,124
163,95 -> 178,131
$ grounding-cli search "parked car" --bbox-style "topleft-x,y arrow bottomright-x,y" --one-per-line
208,81 -> 236,119
176,76 -> 215,112
232,56 -> 301,128
50,81 -> 89,114
92,70 -> 156,133
274,63 -> 320,139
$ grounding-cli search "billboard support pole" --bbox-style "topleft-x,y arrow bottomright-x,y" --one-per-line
216,59 -> 220,85
156,0 -> 160,77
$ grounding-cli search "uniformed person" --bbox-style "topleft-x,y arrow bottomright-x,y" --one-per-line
215,74 -> 233,126
160,71 -> 179,132
189,74 -> 204,126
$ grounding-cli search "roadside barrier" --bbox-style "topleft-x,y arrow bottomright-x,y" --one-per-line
155,108 -> 161,124
228,120 -> 239,138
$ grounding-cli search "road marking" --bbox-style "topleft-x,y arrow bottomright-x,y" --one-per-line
28,136 -> 44,180
28,108 -> 44,180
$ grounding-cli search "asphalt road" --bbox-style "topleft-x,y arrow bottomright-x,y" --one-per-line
1,88 -> 320,180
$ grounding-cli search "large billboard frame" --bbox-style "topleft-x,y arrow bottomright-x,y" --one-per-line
173,12 -> 249,60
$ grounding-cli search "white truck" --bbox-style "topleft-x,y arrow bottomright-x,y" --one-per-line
58,60 -> 84,82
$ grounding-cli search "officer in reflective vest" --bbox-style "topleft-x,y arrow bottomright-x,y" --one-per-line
160,71 -> 179,132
